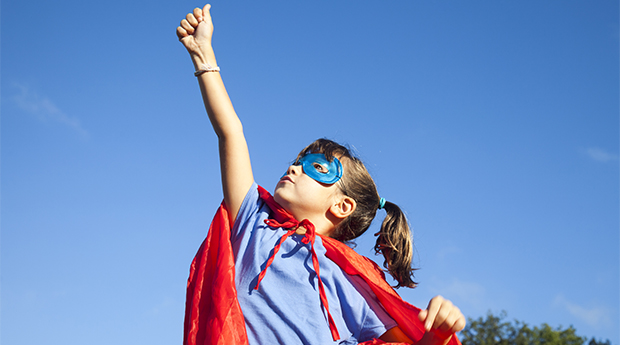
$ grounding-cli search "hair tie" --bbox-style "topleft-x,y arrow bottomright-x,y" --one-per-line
378,197 -> 386,210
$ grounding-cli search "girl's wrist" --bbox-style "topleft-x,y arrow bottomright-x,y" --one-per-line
190,44 -> 218,71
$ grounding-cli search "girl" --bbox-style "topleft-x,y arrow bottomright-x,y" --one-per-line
177,5 -> 465,345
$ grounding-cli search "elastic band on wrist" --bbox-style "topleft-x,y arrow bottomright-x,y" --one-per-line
194,63 -> 220,76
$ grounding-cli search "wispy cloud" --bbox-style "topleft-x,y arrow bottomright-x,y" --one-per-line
11,83 -> 88,138
441,278 -> 486,305
554,294 -> 612,328
436,245 -> 463,261
144,297 -> 177,317
425,277 -> 490,314
582,147 -> 618,163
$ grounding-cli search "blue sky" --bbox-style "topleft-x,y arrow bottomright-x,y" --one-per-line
2,1 -> 618,344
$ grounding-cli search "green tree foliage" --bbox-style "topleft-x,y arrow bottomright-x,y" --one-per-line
588,339 -> 611,345
460,311 -> 612,345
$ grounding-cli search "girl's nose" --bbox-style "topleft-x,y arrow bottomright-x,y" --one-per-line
286,164 -> 301,175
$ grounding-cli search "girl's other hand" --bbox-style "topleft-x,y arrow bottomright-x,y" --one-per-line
177,4 -> 214,55
418,296 -> 466,340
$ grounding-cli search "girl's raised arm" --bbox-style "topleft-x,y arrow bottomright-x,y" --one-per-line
177,4 -> 253,223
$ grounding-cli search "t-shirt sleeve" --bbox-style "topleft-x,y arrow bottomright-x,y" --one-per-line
230,182 -> 261,243
347,274 -> 398,342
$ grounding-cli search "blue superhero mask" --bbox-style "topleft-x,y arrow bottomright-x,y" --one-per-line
294,153 -> 343,184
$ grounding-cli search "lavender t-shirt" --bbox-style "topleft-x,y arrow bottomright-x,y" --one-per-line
231,183 -> 396,345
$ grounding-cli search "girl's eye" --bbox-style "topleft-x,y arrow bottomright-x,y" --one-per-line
313,163 -> 327,173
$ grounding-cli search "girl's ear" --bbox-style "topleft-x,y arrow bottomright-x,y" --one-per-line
330,196 -> 356,220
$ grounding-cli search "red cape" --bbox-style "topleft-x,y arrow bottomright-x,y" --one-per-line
183,189 -> 461,345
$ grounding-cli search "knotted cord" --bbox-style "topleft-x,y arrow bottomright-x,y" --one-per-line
255,186 -> 340,341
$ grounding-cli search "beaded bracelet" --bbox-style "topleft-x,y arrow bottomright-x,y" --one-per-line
194,63 -> 220,76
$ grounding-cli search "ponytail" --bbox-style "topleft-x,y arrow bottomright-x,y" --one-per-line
374,201 -> 417,288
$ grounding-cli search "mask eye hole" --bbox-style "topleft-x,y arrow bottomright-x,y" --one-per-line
296,153 -> 342,184
312,162 -> 328,174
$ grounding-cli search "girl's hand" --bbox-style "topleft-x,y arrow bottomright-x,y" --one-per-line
418,296 -> 466,341
176,4 -> 214,57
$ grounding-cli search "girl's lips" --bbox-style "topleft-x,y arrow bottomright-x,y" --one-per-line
279,175 -> 294,184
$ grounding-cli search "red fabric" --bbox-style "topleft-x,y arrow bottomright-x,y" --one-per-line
358,339 -> 409,345
183,202 -> 249,345
183,187 -> 462,345
322,237 -> 458,345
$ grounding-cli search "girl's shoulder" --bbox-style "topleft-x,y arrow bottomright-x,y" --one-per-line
231,182 -> 271,240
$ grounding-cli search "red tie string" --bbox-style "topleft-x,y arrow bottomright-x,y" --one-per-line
254,187 -> 341,341
253,227 -> 294,289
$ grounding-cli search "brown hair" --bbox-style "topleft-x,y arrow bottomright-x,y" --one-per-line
295,138 -> 417,288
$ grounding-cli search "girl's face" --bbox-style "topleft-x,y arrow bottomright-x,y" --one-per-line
273,154 -> 345,222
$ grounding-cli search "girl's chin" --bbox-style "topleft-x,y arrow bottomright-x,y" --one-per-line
272,190 -> 288,207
